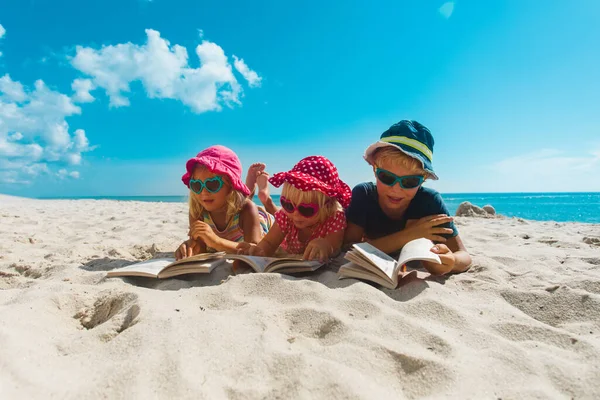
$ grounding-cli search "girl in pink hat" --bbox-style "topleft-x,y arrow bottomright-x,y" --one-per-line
239,155 -> 351,262
175,145 -> 274,260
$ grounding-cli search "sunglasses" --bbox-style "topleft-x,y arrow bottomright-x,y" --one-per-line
375,168 -> 424,189
280,196 -> 320,218
189,176 -> 224,194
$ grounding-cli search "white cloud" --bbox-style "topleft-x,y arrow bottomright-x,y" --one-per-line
0,74 -> 95,184
71,78 -> 96,103
0,75 -> 27,102
9,132 -> 23,141
70,29 -> 261,113
482,147 -> 600,192
438,2 -> 455,19
0,24 -> 5,39
491,148 -> 600,174
198,29 -> 204,39
233,56 -> 262,88
56,169 -> 80,179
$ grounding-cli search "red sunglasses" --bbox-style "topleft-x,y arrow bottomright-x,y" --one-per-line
280,196 -> 320,218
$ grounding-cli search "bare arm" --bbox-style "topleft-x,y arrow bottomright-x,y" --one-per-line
239,200 -> 263,245
343,221 -> 412,254
304,228 -> 345,261
343,222 -> 365,249
355,215 -> 455,255
422,235 -> 471,275
253,222 -> 286,257
446,235 -> 471,272
175,213 -> 207,260
188,212 -> 242,254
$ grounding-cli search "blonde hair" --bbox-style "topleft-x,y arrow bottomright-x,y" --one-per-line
371,147 -> 428,177
281,183 -> 342,223
188,165 -> 245,222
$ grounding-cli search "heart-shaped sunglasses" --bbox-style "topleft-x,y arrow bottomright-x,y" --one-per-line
189,176 -> 224,194
280,196 -> 320,218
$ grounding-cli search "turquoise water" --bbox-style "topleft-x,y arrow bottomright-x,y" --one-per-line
36,192 -> 600,223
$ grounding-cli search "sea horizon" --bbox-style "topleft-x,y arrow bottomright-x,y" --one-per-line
25,192 -> 600,224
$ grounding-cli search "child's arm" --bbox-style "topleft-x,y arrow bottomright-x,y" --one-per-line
422,235 -> 472,275
238,200 -> 263,244
343,222 -> 365,249
247,223 -> 286,257
187,214 -> 239,253
191,222 -> 242,253
175,213 -> 208,260
366,214 -> 454,254
304,229 -> 344,262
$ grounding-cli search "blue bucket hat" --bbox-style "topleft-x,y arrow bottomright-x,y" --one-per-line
364,120 -> 438,180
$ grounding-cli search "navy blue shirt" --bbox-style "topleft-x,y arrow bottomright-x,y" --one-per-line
346,182 -> 458,240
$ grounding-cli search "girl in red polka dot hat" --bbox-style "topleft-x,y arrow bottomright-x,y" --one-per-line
239,155 -> 352,262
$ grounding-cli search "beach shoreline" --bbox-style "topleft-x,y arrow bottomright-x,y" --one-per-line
1,196 -> 599,398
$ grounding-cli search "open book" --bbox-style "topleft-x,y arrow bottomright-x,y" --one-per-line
106,252 -> 324,279
338,238 -> 440,289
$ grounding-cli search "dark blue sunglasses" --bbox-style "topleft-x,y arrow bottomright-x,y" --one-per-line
375,168 -> 424,189
189,176 -> 224,194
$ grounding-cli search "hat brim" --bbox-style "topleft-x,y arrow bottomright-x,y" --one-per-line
269,171 -> 352,208
364,141 -> 439,180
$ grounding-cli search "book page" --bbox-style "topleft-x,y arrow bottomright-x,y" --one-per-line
266,259 -> 322,273
167,252 -> 226,268
107,258 -> 175,278
158,259 -> 226,279
397,238 -> 441,267
350,242 -> 397,281
338,262 -> 396,289
224,254 -> 274,273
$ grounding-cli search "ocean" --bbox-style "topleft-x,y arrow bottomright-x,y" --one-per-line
35,192 -> 600,224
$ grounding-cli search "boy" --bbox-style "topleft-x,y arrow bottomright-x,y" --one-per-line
344,120 -> 472,275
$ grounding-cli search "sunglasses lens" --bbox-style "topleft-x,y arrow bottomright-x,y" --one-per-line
400,177 -> 422,189
205,178 -> 222,193
190,181 -> 203,193
376,170 -> 397,186
280,199 -> 295,213
298,205 -> 317,218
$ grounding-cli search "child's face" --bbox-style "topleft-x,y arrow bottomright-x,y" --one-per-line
191,167 -> 231,212
374,159 -> 424,212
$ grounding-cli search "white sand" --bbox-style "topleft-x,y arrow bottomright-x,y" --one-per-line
1,194 -> 599,399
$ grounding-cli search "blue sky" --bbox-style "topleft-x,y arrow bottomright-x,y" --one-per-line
1,0 -> 599,197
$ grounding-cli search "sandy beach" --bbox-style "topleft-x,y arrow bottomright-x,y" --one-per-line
1,194 -> 599,399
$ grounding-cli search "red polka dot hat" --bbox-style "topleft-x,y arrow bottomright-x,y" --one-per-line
268,155 -> 352,208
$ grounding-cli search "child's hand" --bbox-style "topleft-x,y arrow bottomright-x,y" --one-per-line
175,239 -> 201,260
236,242 -> 255,255
422,244 -> 455,275
248,244 -> 266,257
190,221 -> 219,247
405,214 -> 454,243
303,238 -> 332,263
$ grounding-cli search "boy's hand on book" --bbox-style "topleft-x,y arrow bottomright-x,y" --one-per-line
303,238 -> 332,263
405,215 -> 454,243
422,244 -> 455,275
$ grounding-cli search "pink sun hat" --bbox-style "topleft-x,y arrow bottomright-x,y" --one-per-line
181,145 -> 251,196
268,155 -> 352,208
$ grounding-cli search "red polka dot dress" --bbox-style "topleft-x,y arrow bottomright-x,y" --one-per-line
275,209 -> 347,255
